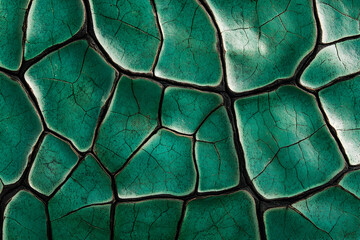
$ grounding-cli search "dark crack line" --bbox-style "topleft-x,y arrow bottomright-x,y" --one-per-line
150,0 -> 164,74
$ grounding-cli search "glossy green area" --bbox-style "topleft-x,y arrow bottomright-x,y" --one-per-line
90,0 -> 160,73
301,38 -> 360,89
95,76 -> 161,172
3,191 -> 47,240
25,40 -> 115,150
0,0 -> 28,70
319,76 -> 360,165
340,170 -> 360,198
206,0 -> 316,92
115,199 -> 182,239
48,155 -> 112,220
235,86 -> 344,198
25,0 -> 84,59
0,73 -> 42,185
52,205 -> 110,240
154,0 -> 222,86
293,187 -> 360,239
116,129 -> 195,198
196,107 -> 239,192
29,134 -> 78,195
179,191 -> 259,240
265,207 -> 332,240
317,0 -> 360,43
161,87 -> 222,134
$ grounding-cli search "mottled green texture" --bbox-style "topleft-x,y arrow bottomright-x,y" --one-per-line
52,205 -> 110,240
25,40 -> 115,150
3,191 -> 47,240
25,0 -> 84,59
162,87 -> 222,134
115,199 -> 182,239
293,187 -> 360,240
154,0 -> 221,86
235,86 -> 344,198
319,76 -> 360,165
0,0 -> 28,70
196,107 -> 239,192
90,0 -> 160,72
29,134 -> 78,195
49,155 -> 112,219
179,191 -> 260,240
265,207 -> 332,240
95,76 -> 161,172
317,0 -> 360,43
206,0 -> 316,92
0,73 -> 42,184
340,170 -> 360,198
116,129 -> 195,198
301,38 -> 360,89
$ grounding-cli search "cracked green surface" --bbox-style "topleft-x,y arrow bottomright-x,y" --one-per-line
1,0 -> 360,238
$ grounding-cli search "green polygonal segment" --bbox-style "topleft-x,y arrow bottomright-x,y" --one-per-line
0,0 -> 29,70
319,76 -> 360,165
116,129 -> 195,198
0,73 -> 42,185
179,191 -> 260,240
3,191 -> 47,240
161,87 -> 222,134
95,76 -> 161,172
49,155 -> 112,220
264,207 -> 332,240
195,107 -> 239,192
206,0 -> 316,92
90,0 -> 160,73
235,86 -> 344,199
340,170 -> 360,198
29,134 -> 78,196
25,0 -> 84,59
52,204 -> 110,240
293,187 -> 360,239
317,0 -> 360,43
154,0 -> 222,86
115,199 -> 182,239
25,40 -> 115,151
300,39 -> 360,89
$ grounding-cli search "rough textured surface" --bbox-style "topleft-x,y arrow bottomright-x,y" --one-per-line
1,0 -> 360,238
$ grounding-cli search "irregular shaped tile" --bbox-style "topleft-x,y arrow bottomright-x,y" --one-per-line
293,186 -> 360,239
90,0 -> 160,72
25,40 -> 115,150
319,76 -> 360,165
235,86 -> 344,198
154,0 -> 222,86
300,38 -> 360,89
317,0 -> 360,43
0,0 -> 29,70
3,191 -> 47,240
24,0 -> 84,59
49,155 -> 112,220
340,170 -> 360,198
265,207 -> 332,240
116,129 -> 195,198
206,0 -> 316,92
29,134 -> 78,195
0,73 -> 42,184
95,76 -> 161,172
195,107 -> 239,192
115,199 -> 182,239
52,205 -> 110,240
161,87 -> 222,134
179,191 -> 259,240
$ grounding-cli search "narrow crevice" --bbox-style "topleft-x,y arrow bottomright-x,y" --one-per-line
316,71 -> 360,92
47,129 -> 84,157
20,0 -> 34,64
174,200 -> 187,240
44,202 -> 53,240
109,202 -> 117,240
257,201 -> 267,240
149,0 -> 164,74
90,72 -> 121,151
